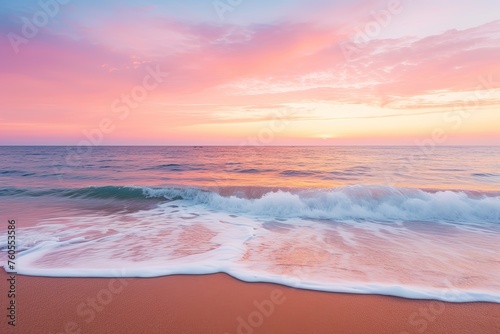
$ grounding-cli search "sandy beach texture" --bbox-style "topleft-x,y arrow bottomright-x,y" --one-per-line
1,270 -> 499,334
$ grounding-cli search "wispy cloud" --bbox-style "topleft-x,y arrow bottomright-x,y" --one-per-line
1,1 -> 499,144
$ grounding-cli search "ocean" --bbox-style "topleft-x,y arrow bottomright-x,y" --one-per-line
1,146 -> 499,302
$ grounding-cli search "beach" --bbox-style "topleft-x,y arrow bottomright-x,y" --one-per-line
3,0 -> 500,331
1,270 -> 499,334
1,146 -> 500,333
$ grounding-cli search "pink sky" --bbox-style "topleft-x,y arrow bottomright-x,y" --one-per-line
1,0 -> 499,145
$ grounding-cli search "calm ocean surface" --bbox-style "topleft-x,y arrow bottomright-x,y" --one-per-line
1,146 -> 500,302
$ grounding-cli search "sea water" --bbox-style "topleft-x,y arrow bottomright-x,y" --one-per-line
1,146 -> 499,302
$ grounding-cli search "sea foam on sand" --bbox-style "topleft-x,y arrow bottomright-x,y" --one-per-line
3,185 -> 500,303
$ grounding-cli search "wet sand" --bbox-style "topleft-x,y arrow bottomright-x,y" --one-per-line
1,270 -> 499,334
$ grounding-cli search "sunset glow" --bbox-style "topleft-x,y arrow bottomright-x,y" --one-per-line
1,0 -> 499,145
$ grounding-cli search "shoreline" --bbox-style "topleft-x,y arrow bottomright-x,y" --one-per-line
1,270 -> 499,334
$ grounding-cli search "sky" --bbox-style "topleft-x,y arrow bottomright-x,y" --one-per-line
0,0 -> 499,145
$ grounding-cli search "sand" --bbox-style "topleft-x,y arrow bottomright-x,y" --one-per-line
1,270 -> 499,334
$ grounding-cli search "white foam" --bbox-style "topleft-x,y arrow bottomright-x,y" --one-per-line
3,192 -> 500,303
143,185 -> 500,224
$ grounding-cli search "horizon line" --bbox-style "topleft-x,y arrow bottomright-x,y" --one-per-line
1,145 -> 499,148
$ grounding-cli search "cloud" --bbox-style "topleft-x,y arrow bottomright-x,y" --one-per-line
1,2 -> 499,143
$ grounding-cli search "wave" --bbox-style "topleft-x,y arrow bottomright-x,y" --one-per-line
3,185 -> 499,223
472,173 -> 500,178
144,185 -> 500,223
235,168 -> 275,174
0,170 -> 36,176
280,170 -> 320,177
2,185 -> 500,303
141,163 -> 204,172
0,186 -> 161,201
